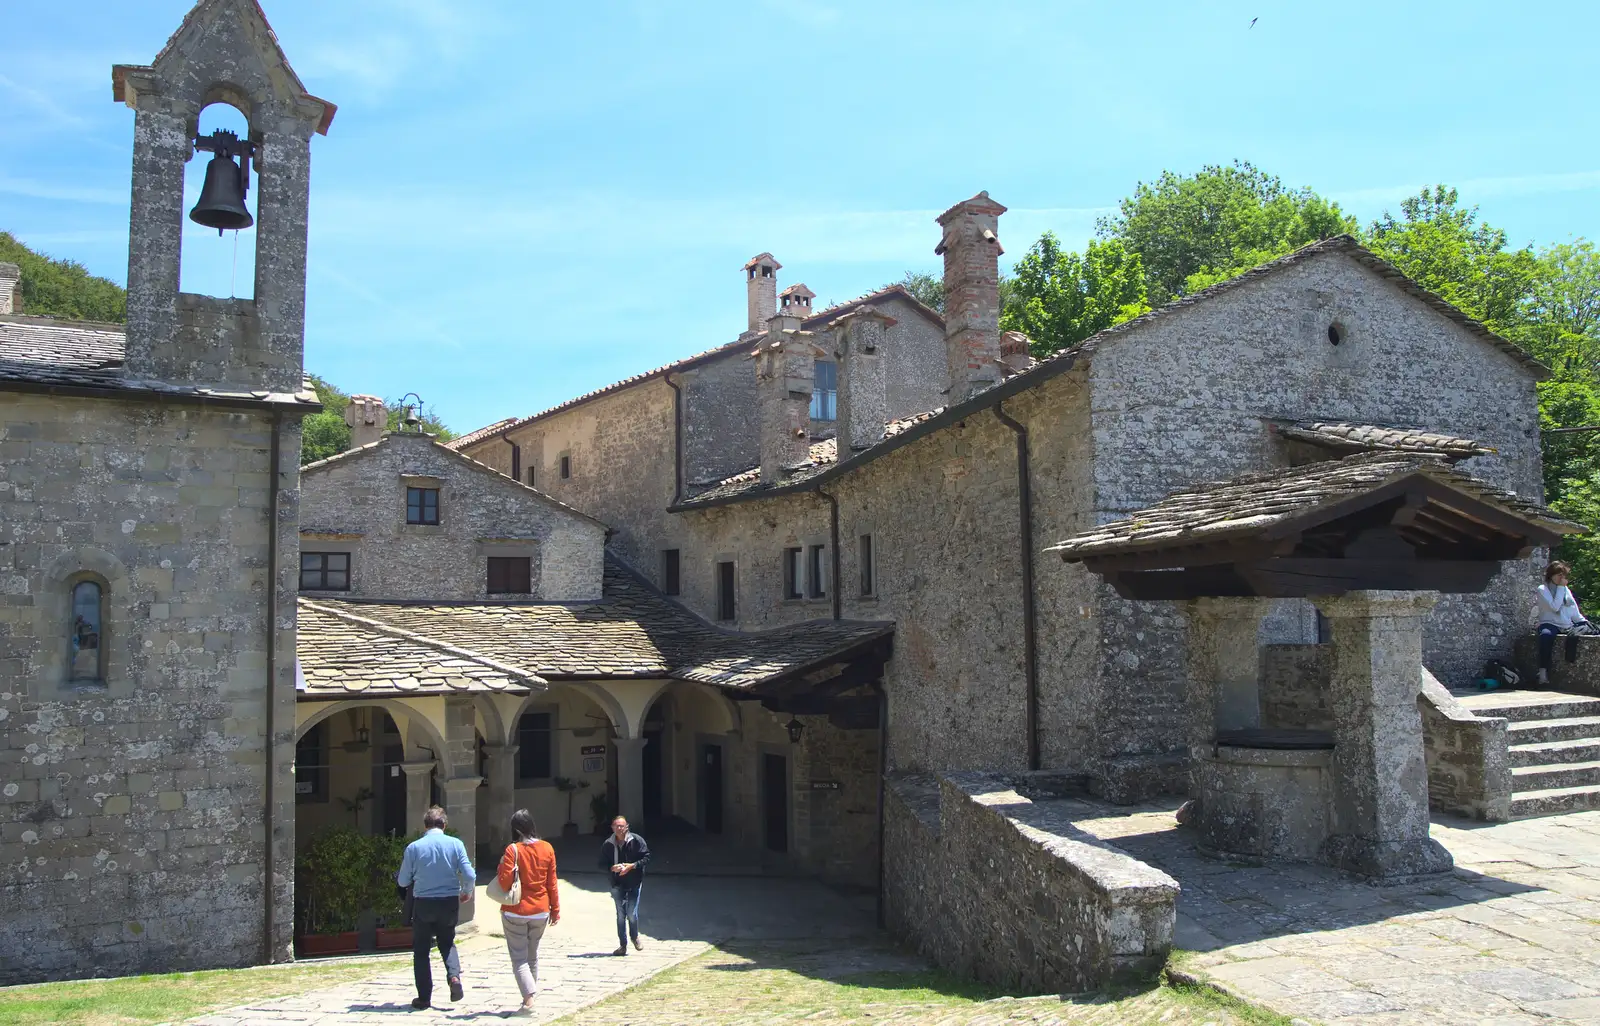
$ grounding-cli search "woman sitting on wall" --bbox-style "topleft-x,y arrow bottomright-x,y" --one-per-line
1534,560 -> 1594,686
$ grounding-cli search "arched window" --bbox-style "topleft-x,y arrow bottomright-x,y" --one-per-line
69,580 -> 104,682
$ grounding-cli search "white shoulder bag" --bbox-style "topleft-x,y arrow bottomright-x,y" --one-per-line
485,844 -> 522,906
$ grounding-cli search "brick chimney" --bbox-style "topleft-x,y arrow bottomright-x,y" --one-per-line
936,191 -> 1007,401
830,307 -> 894,455
0,263 -> 20,315
344,394 -> 386,449
753,312 -> 817,485
744,253 -> 782,334
778,283 -> 815,321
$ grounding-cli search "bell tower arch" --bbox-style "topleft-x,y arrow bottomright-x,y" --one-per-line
112,0 -> 335,392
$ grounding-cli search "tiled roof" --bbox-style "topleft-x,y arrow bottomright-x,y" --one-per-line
303,557 -> 893,693
1045,452 -> 1582,562
685,408 -> 944,504
677,236 -> 1549,512
297,600 -> 544,696
1271,420 -> 1495,459
447,286 -> 943,452
0,315 -> 321,408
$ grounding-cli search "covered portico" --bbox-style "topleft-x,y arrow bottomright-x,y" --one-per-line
1048,453 -> 1582,879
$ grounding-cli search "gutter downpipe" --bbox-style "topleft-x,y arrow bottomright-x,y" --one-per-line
664,374 -> 684,506
264,412 -> 283,962
815,486 -> 841,620
993,401 -> 1040,772
873,677 -> 888,929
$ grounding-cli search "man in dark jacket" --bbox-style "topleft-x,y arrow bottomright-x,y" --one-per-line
598,815 -> 650,955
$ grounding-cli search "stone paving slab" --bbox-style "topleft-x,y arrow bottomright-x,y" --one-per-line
1077,804 -> 1600,1026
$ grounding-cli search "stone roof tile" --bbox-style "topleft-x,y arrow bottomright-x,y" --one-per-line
1271,420 -> 1495,459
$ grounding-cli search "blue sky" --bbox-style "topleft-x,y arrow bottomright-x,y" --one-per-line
4,1 -> 1599,435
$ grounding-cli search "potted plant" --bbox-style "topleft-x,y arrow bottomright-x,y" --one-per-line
294,827 -> 370,956
589,789 -> 613,835
369,833 -> 412,950
555,776 -> 589,838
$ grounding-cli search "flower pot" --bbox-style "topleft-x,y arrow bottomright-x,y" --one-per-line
376,927 -> 413,951
296,931 -> 360,957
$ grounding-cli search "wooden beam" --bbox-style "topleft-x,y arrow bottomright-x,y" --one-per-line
1108,567 -> 1256,601
1239,557 -> 1502,596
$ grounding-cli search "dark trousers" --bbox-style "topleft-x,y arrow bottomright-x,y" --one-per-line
411,897 -> 462,1002
612,883 -> 642,947
1539,622 -> 1589,672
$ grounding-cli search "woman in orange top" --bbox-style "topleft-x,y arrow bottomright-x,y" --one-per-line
496,809 -> 560,1016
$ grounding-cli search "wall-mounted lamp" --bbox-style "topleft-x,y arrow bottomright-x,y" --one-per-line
786,717 -> 805,744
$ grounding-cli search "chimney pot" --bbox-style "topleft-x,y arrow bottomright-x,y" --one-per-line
744,252 -> 783,334
831,307 -> 894,454
343,394 -> 387,449
0,263 -> 20,315
752,329 -> 818,485
936,191 -> 1008,401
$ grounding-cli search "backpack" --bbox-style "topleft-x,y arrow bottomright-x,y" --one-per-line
1482,659 -> 1521,689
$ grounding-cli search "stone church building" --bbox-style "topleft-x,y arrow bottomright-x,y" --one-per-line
1,0 -> 1584,994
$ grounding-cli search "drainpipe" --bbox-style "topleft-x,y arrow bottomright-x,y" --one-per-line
815,486 -> 841,620
873,677 -> 888,929
992,402 -> 1040,772
664,374 -> 684,506
264,411 -> 283,962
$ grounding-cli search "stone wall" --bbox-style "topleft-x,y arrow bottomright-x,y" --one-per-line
1419,671 -> 1511,821
0,394 -> 301,982
884,772 -> 1177,994
1261,644 -> 1333,730
1088,249 -> 1544,698
299,432 -> 605,602
1514,632 -> 1600,694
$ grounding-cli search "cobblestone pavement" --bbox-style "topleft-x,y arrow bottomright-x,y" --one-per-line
186,873 -> 880,1024
1076,804 -> 1600,1026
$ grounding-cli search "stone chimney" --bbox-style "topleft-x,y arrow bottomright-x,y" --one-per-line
744,253 -> 782,334
0,263 -> 20,315
998,330 -> 1036,377
344,394 -> 386,449
935,191 -> 1007,401
753,315 -> 817,485
830,308 -> 894,454
778,283 -> 815,321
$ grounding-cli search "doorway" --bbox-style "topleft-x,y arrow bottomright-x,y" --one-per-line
700,742 -> 724,835
642,698 -> 668,825
762,752 -> 788,853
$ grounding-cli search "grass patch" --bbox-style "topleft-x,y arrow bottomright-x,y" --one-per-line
0,956 -> 406,1026
552,941 -> 1282,1025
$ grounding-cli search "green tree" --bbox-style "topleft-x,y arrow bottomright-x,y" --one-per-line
1525,240 -> 1600,375
1000,234 -> 1149,357
297,378 -> 454,466
0,231 -> 127,322
1096,160 -> 1358,303
894,271 -> 944,314
1539,372 -> 1600,599
1366,186 -> 1541,339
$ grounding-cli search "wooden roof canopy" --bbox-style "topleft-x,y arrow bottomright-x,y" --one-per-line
1046,454 -> 1585,601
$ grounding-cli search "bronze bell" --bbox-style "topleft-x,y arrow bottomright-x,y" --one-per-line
190,152 -> 253,233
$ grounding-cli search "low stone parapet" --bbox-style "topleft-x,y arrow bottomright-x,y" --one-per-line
1419,671 -> 1510,821
884,772 -> 1177,994
1514,631 -> 1600,694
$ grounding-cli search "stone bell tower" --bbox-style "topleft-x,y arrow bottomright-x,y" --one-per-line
113,0 -> 335,392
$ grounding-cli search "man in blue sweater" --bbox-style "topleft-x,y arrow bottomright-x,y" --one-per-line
598,815 -> 651,955
396,806 -> 476,1009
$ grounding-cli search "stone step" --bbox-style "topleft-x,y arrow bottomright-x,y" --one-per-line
1461,693 -> 1600,723
1510,737 -> 1600,767
1511,760 -> 1600,791
1505,715 -> 1600,745
1510,783 -> 1600,818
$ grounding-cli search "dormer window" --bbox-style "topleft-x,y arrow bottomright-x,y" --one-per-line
406,487 -> 439,525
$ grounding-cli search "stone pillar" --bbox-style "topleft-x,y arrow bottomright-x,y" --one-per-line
1185,597 -> 1272,753
400,761 -> 436,834
441,776 -> 484,924
615,737 -> 647,827
754,323 -> 814,485
1313,590 -> 1453,879
482,743 -> 519,844
832,308 -> 892,455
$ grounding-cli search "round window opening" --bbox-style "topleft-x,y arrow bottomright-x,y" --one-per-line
1328,322 -> 1347,346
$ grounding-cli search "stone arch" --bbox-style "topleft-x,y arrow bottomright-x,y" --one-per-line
669,681 -> 741,736
295,699 -> 453,778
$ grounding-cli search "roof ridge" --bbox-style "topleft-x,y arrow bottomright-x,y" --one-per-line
300,597 -> 547,683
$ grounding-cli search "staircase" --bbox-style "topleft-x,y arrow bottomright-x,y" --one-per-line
1454,690 -> 1600,817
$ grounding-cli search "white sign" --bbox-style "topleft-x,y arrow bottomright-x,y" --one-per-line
582,757 -> 603,774
295,780 -> 313,795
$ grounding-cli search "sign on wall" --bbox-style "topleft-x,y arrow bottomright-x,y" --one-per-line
582,757 -> 604,774
810,780 -> 841,791
580,745 -> 607,755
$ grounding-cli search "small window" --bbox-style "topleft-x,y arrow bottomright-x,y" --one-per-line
716,561 -> 736,621
510,443 -> 522,482
662,549 -> 681,596
488,557 -> 532,595
782,547 -> 803,600
1315,610 -> 1331,644
527,465 -> 536,488
517,711 -> 553,782
807,544 -> 827,599
299,552 -> 350,591
69,580 -> 104,682
1328,322 -> 1346,346
811,361 -> 837,420
560,455 -> 571,480
859,534 -> 875,597
295,722 -> 329,803
406,487 -> 440,525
